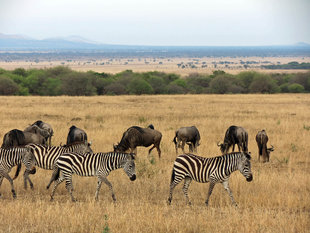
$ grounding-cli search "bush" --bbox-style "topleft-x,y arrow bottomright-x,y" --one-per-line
105,83 -> 127,95
288,83 -> 305,93
249,73 -> 280,93
61,72 -> 97,96
0,75 -> 19,95
127,78 -> 153,95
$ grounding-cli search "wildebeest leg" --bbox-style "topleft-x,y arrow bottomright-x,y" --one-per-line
181,141 -> 186,154
149,144 -> 161,158
1,172 -> 17,199
205,181 -> 216,206
182,177 -> 192,205
102,177 -> 116,202
131,147 -> 137,156
222,180 -> 237,206
237,143 -> 241,152
0,176 -> 3,197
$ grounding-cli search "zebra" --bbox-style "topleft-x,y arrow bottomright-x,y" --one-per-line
167,152 -> 253,206
23,142 -> 93,190
46,151 -> 136,202
0,147 -> 35,199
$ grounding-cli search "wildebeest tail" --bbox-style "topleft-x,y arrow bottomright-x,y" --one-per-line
12,163 -> 22,180
172,131 -> 178,145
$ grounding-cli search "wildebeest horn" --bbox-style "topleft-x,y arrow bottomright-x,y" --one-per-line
217,142 -> 221,147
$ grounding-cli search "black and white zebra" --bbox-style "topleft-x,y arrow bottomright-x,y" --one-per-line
167,152 -> 253,206
23,142 -> 93,189
0,147 -> 35,199
46,152 -> 136,202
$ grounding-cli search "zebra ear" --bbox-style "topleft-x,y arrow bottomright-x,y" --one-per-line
245,152 -> 251,160
130,153 -> 136,160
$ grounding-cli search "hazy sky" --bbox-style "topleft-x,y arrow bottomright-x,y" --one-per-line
0,0 -> 309,46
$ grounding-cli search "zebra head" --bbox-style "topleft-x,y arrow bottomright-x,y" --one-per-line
238,152 -> 253,182
123,153 -> 136,181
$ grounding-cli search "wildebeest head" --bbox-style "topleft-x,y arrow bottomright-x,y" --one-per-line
238,152 -> 253,182
217,141 -> 228,154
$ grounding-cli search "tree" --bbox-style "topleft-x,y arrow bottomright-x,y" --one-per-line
0,75 -> 19,95
249,73 -> 280,93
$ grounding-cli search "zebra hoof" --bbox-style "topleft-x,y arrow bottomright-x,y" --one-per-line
12,190 -> 17,199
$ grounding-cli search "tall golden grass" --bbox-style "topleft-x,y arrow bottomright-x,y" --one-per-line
0,94 -> 309,233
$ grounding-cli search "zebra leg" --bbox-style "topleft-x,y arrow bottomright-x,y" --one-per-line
167,172 -> 183,205
64,174 -> 76,202
1,172 -> 17,199
95,177 -> 103,201
205,182 -> 216,206
23,170 -> 34,190
222,180 -> 237,206
182,177 -> 192,205
102,177 -> 116,202
50,176 -> 64,201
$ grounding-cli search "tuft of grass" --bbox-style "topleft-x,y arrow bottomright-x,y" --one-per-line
291,143 -> 297,152
303,125 -> 310,131
138,116 -> 147,123
102,215 -> 110,233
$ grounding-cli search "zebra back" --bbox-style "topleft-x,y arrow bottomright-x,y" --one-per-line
25,142 -> 92,170
0,147 -> 30,170
56,151 -> 136,177
173,152 -> 251,183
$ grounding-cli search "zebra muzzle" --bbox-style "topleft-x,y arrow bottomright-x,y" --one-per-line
130,174 -> 136,181
246,174 -> 253,182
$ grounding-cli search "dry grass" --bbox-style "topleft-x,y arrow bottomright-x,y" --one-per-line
0,94 -> 309,233
1,56 -> 309,75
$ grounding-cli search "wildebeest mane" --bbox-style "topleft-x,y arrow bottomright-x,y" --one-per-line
32,120 -> 43,127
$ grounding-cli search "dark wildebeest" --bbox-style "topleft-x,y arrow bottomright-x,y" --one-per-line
66,126 -> 88,145
1,128 -> 47,149
217,125 -> 248,154
256,130 -> 274,163
173,126 -> 201,155
1,129 -> 25,148
114,124 -> 162,158
31,120 -> 54,146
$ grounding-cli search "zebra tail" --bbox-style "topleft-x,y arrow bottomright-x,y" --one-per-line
170,167 -> 176,184
12,163 -> 22,180
46,167 -> 60,190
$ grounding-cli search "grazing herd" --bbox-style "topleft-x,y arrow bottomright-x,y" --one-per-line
0,120 -> 274,206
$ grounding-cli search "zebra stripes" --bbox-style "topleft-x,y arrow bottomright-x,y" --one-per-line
0,147 -> 34,199
47,151 -> 136,202
23,142 -> 93,189
168,152 -> 253,206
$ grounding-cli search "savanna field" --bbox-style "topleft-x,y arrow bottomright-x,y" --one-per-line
0,94 -> 309,233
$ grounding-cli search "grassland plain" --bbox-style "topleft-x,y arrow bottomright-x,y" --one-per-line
0,94 -> 309,233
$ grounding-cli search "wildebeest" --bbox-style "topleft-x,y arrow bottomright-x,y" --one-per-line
1,129 -> 25,148
217,125 -> 248,154
1,128 -> 47,148
114,124 -> 162,158
173,126 -> 201,155
256,130 -> 274,162
31,120 -> 54,146
66,125 -> 88,145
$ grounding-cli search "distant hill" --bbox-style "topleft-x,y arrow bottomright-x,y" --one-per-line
1,33 -> 310,57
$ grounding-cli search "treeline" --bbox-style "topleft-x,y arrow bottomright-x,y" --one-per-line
262,62 -> 310,70
0,66 -> 309,95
